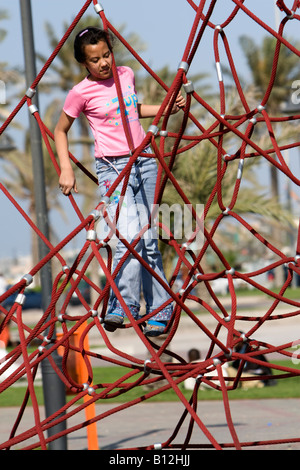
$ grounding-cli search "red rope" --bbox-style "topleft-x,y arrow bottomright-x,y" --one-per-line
1,0 -> 300,451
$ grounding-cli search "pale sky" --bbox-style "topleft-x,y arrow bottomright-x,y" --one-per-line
0,0 -> 299,258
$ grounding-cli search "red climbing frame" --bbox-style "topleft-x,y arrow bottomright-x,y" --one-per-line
1,0 -> 300,450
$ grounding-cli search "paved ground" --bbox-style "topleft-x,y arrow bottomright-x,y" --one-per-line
1,294 -> 300,451
1,399 -> 300,451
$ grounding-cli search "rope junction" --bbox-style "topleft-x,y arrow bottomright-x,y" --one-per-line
1,0 -> 300,450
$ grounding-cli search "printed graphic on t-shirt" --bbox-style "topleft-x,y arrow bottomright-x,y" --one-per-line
105,85 -> 139,127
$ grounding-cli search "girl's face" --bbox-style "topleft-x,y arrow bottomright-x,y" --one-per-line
83,40 -> 113,81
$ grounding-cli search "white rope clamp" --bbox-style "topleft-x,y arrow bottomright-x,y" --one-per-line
148,125 -> 159,136
26,87 -> 36,98
15,293 -> 26,305
28,104 -> 38,115
159,130 -> 168,137
21,274 -> 33,286
58,314 -> 64,323
216,62 -> 223,82
226,267 -> 235,275
237,159 -> 244,180
94,3 -> 104,13
287,11 -> 295,19
89,209 -> 101,221
154,442 -> 162,450
183,81 -> 194,94
196,374 -> 203,383
144,359 -> 152,373
82,383 -> 95,395
86,230 -> 97,241
178,61 -> 189,73
213,358 -> 221,366
294,254 -> 300,264
100,196 -> 111,206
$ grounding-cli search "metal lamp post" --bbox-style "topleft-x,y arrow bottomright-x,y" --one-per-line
20,0 -> 67,450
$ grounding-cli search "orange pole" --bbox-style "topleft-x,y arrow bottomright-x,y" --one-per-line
76,322 -> 99,450
0,316 -> 10,348
83,394 -> 99,450
57,322 -> 99,450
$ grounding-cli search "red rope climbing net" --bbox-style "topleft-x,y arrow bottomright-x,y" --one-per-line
1,0 -> 300,450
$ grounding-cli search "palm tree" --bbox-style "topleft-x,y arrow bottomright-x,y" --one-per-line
239,35 -> 300,202
236,35 -> 300,286
0,128 -> 66,268
159,89 -> 295,283
0,9 -> 23,123
0,10 -> 45,267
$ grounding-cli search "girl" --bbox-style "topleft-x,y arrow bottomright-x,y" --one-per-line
54,27 -> 186,336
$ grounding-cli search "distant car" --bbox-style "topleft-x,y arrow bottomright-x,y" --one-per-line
2,288 -> 43,310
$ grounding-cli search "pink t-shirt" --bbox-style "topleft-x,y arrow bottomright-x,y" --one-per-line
63,66 -> 146,158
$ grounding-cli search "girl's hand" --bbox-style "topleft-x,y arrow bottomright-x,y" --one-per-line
137,91 -> 186,119
59,168 -> 78,195
54,111 -> 77,195
170,91 -> 186,114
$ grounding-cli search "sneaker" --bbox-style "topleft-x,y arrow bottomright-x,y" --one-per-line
143,320 -> 168,337
104,312 -> 124,331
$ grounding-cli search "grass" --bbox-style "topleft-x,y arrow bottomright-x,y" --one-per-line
1,360 -> 300,407
224,285 -> 300,300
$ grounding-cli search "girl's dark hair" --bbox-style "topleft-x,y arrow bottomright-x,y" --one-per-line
74,27 -> 113,63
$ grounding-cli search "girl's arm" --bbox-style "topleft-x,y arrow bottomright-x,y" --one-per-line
138,91 -> 186,119
54,111 -> 77,195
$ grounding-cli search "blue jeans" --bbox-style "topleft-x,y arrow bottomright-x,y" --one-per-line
95,150 -> 173,322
